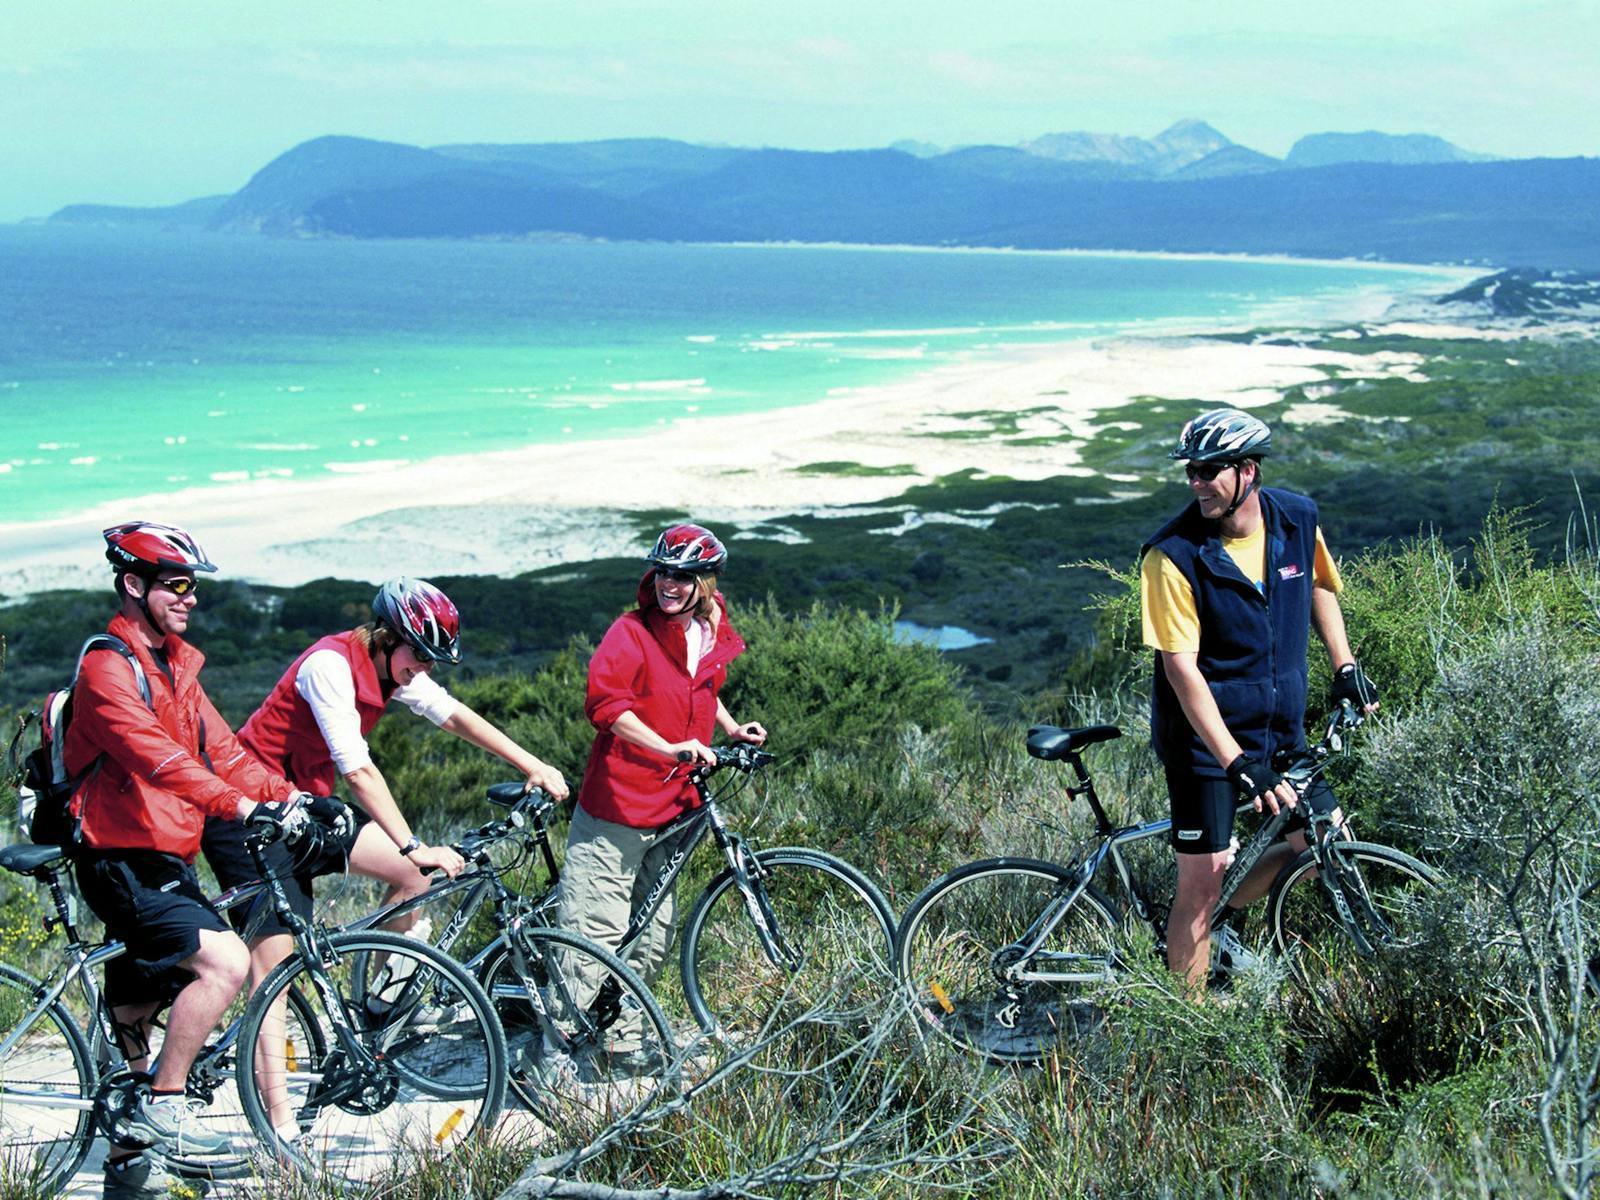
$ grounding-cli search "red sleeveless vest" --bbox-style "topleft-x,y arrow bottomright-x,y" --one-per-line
239,630 -> 393,795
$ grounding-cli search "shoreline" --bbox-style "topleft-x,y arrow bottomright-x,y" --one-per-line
0,281 -> 1511,600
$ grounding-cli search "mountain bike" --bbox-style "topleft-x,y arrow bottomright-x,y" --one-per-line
344,783 -> 675,1118
375,745 -> 897,1045
893,704 -> 1441,1062
0,807 -> 508,1190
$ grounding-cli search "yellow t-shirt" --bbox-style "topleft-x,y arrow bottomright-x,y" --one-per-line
1140,525 -> 1342,654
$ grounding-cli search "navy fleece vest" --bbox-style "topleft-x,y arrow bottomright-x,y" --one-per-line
1142,487 -> 1320,778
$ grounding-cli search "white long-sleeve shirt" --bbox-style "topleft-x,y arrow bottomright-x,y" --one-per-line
293,649 -> 458,776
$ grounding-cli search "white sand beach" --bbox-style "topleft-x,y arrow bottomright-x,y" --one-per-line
0,319 -> 1482,596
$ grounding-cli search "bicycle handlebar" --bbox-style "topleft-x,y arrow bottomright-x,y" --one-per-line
450,784 -> 553,860
676,743 -> 775,777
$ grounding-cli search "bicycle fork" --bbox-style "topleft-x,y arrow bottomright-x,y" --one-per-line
728,839 -> 803,973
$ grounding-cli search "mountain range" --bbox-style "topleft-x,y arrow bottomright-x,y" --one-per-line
46,123 -> 1599,269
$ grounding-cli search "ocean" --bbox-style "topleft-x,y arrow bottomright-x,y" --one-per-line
0,226 -> 1460,527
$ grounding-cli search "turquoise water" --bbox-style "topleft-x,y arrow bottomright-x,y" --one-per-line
0,227 -> 1458,525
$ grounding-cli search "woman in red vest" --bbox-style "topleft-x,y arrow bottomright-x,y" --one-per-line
200,577 -> 567,1131
541,524 -> 765,1080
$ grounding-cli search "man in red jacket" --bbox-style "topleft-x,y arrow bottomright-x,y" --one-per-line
544,524 -> 765,1080
67,522 -> 303,1196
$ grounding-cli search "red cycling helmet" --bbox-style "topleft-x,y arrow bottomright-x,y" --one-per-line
372,577 -> 462,664
103,521 -> 217,577
645,523 -> 727,574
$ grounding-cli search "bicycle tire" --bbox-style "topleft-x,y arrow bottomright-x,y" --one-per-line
1266,840 -> 1441,989
478,927 -> 675,1117
679,848 -> 896,1039
894,858 -> 1120,1064
0,963 -> 97,1190
235,930 -> 507,1184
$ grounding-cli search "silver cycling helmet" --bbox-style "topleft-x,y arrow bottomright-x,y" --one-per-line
1169,408 -> 1273,463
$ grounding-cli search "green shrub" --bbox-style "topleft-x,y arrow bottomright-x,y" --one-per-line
720,599 -> 968,761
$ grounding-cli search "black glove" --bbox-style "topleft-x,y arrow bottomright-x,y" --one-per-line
1331,662 -> 1379,710
1226,755 -> 1285,802
300,792 -> 353,840
249,798 -> 312,844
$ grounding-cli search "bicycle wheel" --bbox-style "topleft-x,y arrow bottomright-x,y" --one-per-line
1266,840 -> 1442,989
236,930 -> 507,1184
0,964 -> 96,1190
680,848 -> 896,1039
478,928 -> 675,1118
894,858 -> 1119,1063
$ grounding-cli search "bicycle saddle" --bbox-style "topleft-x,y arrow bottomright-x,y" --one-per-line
1025,724 -> 1122,761
0,843 -> 70,877
486,782 -> 527,807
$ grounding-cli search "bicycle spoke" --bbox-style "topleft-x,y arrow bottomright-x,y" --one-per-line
236,932 -> 506,1185
682,852 -> 894,1044
896,862 -> 1118,1063
1269,842 -> 1439,990
483,928 -> 674,1128
0,967 -> 96,1190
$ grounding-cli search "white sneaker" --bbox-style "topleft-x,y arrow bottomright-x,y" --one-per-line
1210,923 -> 1258,976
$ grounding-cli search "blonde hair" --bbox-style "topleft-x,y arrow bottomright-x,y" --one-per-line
691,573 -> 721,630
354,621 -> 403,655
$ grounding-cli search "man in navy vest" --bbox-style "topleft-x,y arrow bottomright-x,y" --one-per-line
1140,409 -> 1379,994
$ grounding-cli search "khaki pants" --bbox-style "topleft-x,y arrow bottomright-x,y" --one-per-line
552,804 -> 691,1048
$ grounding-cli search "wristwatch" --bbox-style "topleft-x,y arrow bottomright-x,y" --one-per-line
397,836 -> 422,857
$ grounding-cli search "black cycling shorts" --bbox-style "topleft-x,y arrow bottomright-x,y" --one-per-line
199,809 -> 366,939
75,849 -> 231,1008
1165,768 -> 1337,856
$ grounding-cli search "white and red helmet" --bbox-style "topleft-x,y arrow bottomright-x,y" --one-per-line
372,577 -> 462,664
646,523 -> 727,574
103,521 -> 217,577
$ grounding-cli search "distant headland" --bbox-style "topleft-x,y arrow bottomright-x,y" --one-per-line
40,120 -> 1600,269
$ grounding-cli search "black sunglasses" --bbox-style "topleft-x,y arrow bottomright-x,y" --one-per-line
152,575 -> 199,597
658,569 -> 703,584
1184,461 -> 1237,482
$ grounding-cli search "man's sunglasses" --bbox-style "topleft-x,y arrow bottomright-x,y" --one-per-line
1184,461 -> 1237,482
152,576 -> 199,597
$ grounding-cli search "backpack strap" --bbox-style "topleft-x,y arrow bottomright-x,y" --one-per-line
61,634 -> 158,843
73,633 -> 151,707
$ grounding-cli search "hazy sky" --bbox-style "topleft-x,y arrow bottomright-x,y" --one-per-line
3,0 -> 1595,221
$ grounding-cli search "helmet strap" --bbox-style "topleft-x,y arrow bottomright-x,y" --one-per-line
1221,461 -> 1260,519
123,574 -> 163,642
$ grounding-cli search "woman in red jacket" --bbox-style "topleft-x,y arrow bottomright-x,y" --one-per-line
549,523 -> 765,1074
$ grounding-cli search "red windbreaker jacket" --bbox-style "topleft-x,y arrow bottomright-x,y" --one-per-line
65,612 -> 294,861
577,576 -> 746,829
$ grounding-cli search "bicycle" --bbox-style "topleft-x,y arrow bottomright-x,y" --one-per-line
0,807 -> 509,1190
371,745 -> 898,1047
344,782 -> 675,1118
893,703 -> 1442,1063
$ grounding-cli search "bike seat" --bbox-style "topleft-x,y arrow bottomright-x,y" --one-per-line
1025,724 -> 1123,761
486,782 -> 527,807
0,843 -> 70,876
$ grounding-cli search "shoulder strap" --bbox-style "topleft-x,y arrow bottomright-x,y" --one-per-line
73,633 -> 153,710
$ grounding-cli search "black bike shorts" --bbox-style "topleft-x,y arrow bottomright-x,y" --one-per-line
1165,768 -> 1337,856
75,849 -> 231,1008
200,809 -> 366,940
